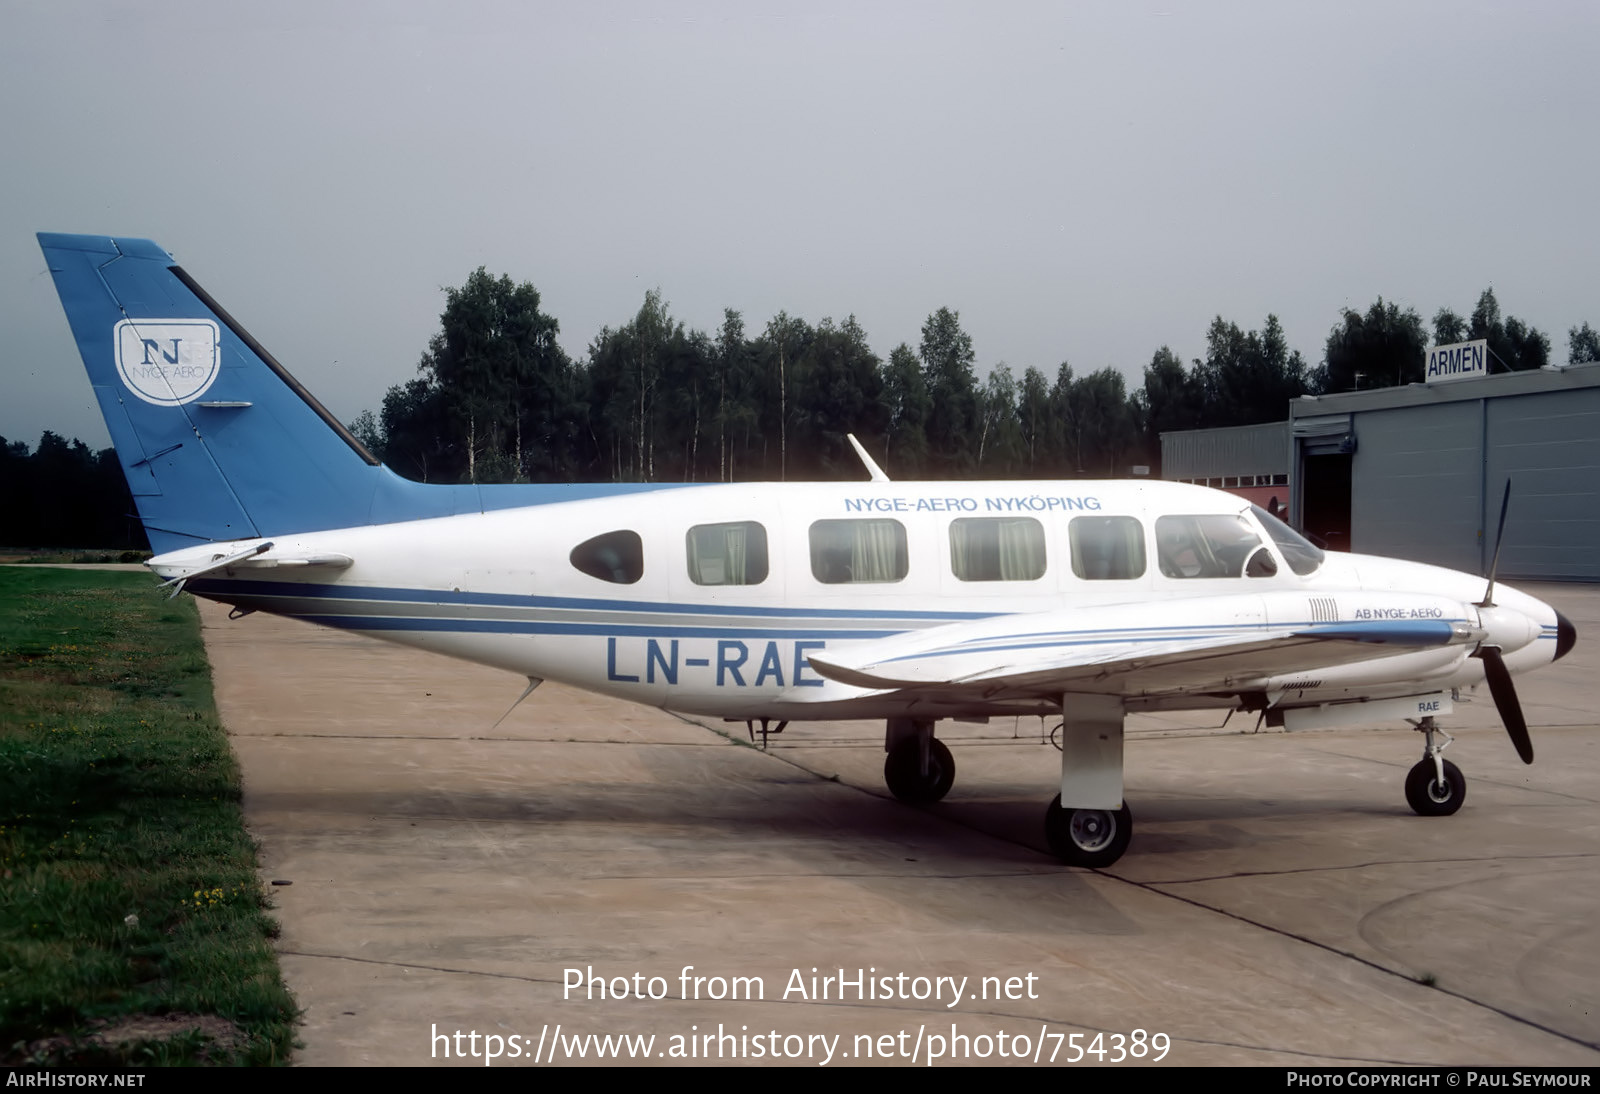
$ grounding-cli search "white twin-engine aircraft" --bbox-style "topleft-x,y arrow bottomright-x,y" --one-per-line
39,233 -> 1576,867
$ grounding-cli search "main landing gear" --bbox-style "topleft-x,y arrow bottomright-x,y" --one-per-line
882,718 -> 955,803
1405,715 -> 1466,816
1044,797 -> 1133,868
880,696 -> 1137,870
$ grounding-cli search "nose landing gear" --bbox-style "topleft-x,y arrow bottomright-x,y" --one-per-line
1404,715 -> 1466,816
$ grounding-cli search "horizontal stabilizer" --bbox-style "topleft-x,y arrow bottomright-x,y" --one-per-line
149,540 -> 354,585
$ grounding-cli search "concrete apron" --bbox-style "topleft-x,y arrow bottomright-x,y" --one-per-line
198,583 -> 1600,1066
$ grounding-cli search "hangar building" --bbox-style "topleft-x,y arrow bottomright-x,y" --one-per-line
1162,362 -> 1600,581
1159,421 -> 1289,513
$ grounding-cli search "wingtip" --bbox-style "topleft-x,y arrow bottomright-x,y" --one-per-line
806,656 -> 899,690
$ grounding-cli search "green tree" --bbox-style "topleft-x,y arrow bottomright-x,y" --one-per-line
660,327 -> 716,481
790,316 -> 885,478
1317,297 -> 1428,392
881,343 -> 930,477
1194,315 -> 1309,426
419,267 -> 571,483
1432,291 -> 1549,373
1046,362 -> 1076,473
1570,322 -> 1600,365
379,377 -> 449,482
976,365 -> 1022,474
1136,346 -> 1199,437
347,410 -> 384,458
919,307 -> 979,474
710,310 -> 759,481
1464,288 -> 1550,372
585,290 -> 701,481
1016,366 -> 1052,474
1432,307 -> 1467,346
1057,367 -> 1136,477
753,312 -> 812,480
0,432 -> 145,549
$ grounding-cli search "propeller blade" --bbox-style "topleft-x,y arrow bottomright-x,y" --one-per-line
1479,645 -> 1534,764
1479,479 -> 1512,607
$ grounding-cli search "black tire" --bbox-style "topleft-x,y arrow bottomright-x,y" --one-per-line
1405,758 -> 1465,816
1045,796 -> 1133,868
883,738 -> 955,803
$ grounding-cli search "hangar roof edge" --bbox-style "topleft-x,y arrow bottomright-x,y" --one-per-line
1290,361 -> 1600,417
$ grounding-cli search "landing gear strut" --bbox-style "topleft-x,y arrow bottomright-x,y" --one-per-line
1405,715 -> 1466,816
1045,694 -> 1133,868
882,718 -> 954,803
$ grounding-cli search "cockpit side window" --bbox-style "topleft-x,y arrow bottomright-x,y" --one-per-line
1250,505 -> 1324,576
1155,514 -> 1270,579
570,530 -> 644,584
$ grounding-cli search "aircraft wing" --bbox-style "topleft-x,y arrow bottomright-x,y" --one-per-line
806,591 -> 1481,701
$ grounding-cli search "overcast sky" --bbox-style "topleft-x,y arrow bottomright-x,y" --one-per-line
3,0 -> 1596,450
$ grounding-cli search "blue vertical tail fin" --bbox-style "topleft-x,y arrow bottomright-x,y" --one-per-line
38,233 -> 676,553
39,233 -> 402,552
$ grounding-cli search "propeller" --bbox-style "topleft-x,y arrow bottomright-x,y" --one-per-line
1478,645 -> 1534,764
1473,478 -> 1534,764
1477,479 -> 1512,609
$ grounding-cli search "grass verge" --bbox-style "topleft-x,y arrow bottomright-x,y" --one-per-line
0,568 -> 296,1065
0,551 -> 151,565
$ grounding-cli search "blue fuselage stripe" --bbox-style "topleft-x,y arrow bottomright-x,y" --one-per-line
187,578 -> 991,622
301,615 -> 899,640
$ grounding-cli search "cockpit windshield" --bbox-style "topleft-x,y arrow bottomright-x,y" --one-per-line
1249,505 -> 1325,576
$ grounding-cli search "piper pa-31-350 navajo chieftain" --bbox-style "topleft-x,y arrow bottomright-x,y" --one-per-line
38,232 -> 1577,867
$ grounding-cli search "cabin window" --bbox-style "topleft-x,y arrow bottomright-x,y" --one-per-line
949,517 -> 1046,581
1155,514 -> 1268,579
809,519 -> 908,584
686,521 -> 769,585
1069,516 -> 1146,580
570,529 -> 644,584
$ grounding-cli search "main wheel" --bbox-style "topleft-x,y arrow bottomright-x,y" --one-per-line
1045,796 -> 1133,867
884,738 -> 955,803
1405,758 -> 1465,816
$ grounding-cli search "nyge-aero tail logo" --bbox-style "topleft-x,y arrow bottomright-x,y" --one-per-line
113,319 -> 221,406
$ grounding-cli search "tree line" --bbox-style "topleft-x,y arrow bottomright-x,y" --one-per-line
0,432 -> 148,550
9,279 -> 1596,550
354,272 -> 1595,486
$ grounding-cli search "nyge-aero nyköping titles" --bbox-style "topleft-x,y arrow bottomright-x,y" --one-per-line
37,233 -> 1577,867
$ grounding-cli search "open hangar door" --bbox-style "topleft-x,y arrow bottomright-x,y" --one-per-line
1290,414 -> 1352,553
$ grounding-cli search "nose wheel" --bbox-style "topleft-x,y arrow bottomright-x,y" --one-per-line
1045,796 -> 1133,867
1405,758 -> 1465,816
1405,715 -> 1466,816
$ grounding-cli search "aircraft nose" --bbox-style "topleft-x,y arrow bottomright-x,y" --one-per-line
1555,610 -> 1577,661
